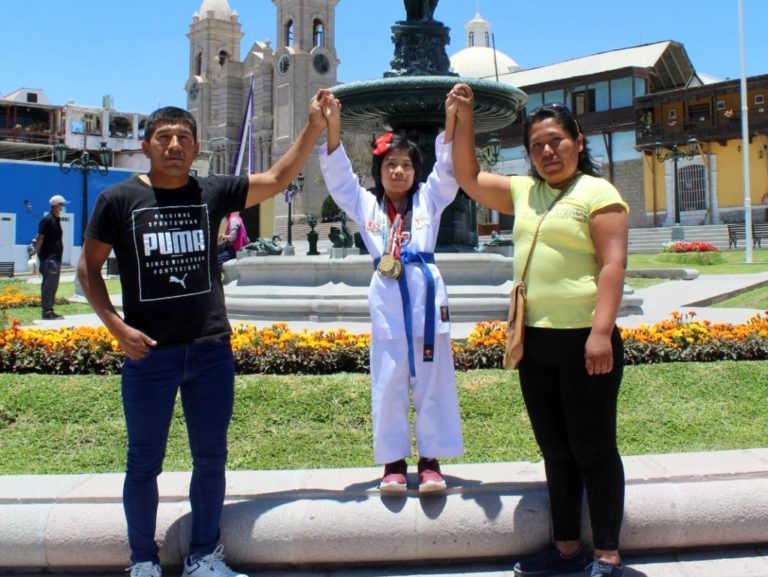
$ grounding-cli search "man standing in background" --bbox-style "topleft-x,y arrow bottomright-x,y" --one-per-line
35,194 -> 67,319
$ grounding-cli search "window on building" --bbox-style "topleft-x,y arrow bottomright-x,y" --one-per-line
217,50 -> 230,66
313,19 -> 324,47
468,31 -> 475,47
109,115 -> 133,138
688,102 -> 710,122
525,92 -> 543,111
26,93 -> 38,103
544,89 -> 564,104
716,100 -> 726,111
195,52 -> 202,76
668,109 -> 677,120
635,77 -> 647,97
285,19 -> 294,47
593,81 -> 610,112
572,89 -> 596,115
679,164 -> 707,212
756,94 -> 765,105
610,77 -> 633,108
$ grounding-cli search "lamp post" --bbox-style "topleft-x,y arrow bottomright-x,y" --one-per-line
283,172 -> 305,256
53,138 -> 111,243
477,135 -> 501,171
475,135 -> 502,233
655,137 -> 697,239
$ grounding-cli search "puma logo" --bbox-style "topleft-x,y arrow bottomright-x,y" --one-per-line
169,274 -> 188,289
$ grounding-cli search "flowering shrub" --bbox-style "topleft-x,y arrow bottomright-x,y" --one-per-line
658,241 -> 725,265
453,320 -> 505,370
621,311 -> 768,364
231,322 -> 370,374
0,321 -> 122,374
662,241 -> 720,253
0,314 -> 765,375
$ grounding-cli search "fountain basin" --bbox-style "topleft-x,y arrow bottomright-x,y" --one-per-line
331,76 -> 527,134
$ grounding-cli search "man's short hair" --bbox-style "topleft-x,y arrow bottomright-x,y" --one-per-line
144,106 -> 198,143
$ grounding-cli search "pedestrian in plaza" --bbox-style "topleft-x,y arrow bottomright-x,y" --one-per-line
318,91 -> 464,494
27,238 -> 38,275
449,83 -> 629,577
77,91 -> 332,577
217,212 -> 249,267
35,194 -> 67,319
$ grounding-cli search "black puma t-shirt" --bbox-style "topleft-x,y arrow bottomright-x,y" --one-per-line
86,174 -> 248,346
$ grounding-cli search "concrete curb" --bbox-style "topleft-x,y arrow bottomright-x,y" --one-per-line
2,449 -> 768,572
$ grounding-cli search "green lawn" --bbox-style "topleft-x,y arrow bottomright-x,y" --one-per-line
1,277 -> 121,326
0,362 -> 766,474
627,249 -> 768,274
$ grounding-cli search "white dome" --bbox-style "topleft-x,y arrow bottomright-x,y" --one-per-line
451,46 -> 521,79
197,0 -> 233,20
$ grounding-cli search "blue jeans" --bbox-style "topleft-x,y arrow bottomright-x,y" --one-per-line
40,256 -> 61,314
121,338 -> 235,564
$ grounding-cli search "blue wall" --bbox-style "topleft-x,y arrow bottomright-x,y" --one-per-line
0,159 -> 133,245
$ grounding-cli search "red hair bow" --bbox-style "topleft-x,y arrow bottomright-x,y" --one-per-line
372,132 -> 394,156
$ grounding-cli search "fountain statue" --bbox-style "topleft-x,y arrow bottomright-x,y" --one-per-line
331,0 -> 526,251
404,0 -> 438,21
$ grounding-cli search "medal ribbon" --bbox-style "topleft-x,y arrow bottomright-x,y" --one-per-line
385,198 -> 408,259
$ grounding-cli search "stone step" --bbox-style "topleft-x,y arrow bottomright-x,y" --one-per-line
2,449 -> 767,572
628,225 -> 729,253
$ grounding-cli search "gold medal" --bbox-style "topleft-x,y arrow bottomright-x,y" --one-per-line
391,259 -> 403,279
378,253 -> 396,277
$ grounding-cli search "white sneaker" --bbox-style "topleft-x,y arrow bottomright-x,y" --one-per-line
127,561 -> 162,577
182,545 -> 247,577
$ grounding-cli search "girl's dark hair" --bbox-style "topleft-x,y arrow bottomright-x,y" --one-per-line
370,132 -> 423,204
144,106 -> 198,142
522,103 -> 600,179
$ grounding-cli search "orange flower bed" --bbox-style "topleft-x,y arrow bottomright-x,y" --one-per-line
0,313 -> 765,374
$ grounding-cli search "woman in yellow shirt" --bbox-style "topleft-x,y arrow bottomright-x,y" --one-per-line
449,83 -> 629,577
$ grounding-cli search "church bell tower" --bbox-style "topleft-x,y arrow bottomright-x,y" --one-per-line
271,0 -> 340,232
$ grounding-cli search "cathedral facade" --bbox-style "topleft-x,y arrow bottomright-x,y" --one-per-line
186,0 -> 339,238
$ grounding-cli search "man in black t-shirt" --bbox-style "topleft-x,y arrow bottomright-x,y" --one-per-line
35,194 -> 68,319
78,94 -> 331,577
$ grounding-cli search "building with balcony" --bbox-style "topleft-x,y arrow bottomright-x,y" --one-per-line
450,12 -> 767,231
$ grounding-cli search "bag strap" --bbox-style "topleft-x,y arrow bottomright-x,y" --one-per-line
518,180 -> 576,284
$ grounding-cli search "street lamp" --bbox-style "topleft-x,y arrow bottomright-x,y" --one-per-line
654,136 -> 697,236
53,138 -> 111,243
477,134 -> 501,171
284,172 -> 305,255
474,135 -> 502,234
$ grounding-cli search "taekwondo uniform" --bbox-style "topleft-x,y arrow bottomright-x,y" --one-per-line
319,132 -> 464,464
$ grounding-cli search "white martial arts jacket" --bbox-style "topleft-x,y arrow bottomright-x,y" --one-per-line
318,133 -> 459,341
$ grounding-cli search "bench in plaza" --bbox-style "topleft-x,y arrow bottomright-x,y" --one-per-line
0,262 -> 15,277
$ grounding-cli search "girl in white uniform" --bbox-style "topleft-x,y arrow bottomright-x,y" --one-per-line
319,93 -> 464,493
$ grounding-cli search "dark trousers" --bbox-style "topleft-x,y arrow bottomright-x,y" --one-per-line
40,256 -> 61,314
121,339 -> 235,564
519,326 -> 625,551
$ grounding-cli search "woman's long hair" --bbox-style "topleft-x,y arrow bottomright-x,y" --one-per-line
522,103 -> 601,179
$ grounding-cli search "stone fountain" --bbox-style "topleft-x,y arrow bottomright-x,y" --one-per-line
222,1 -> 642,322
331,0 -> 526,250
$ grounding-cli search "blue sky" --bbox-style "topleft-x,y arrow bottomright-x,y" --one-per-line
1,0 -> 765,114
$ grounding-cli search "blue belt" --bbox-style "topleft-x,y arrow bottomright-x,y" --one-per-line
373,250 -> 436,377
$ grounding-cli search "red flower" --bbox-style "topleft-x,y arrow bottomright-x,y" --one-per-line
372,132 -> 394,156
